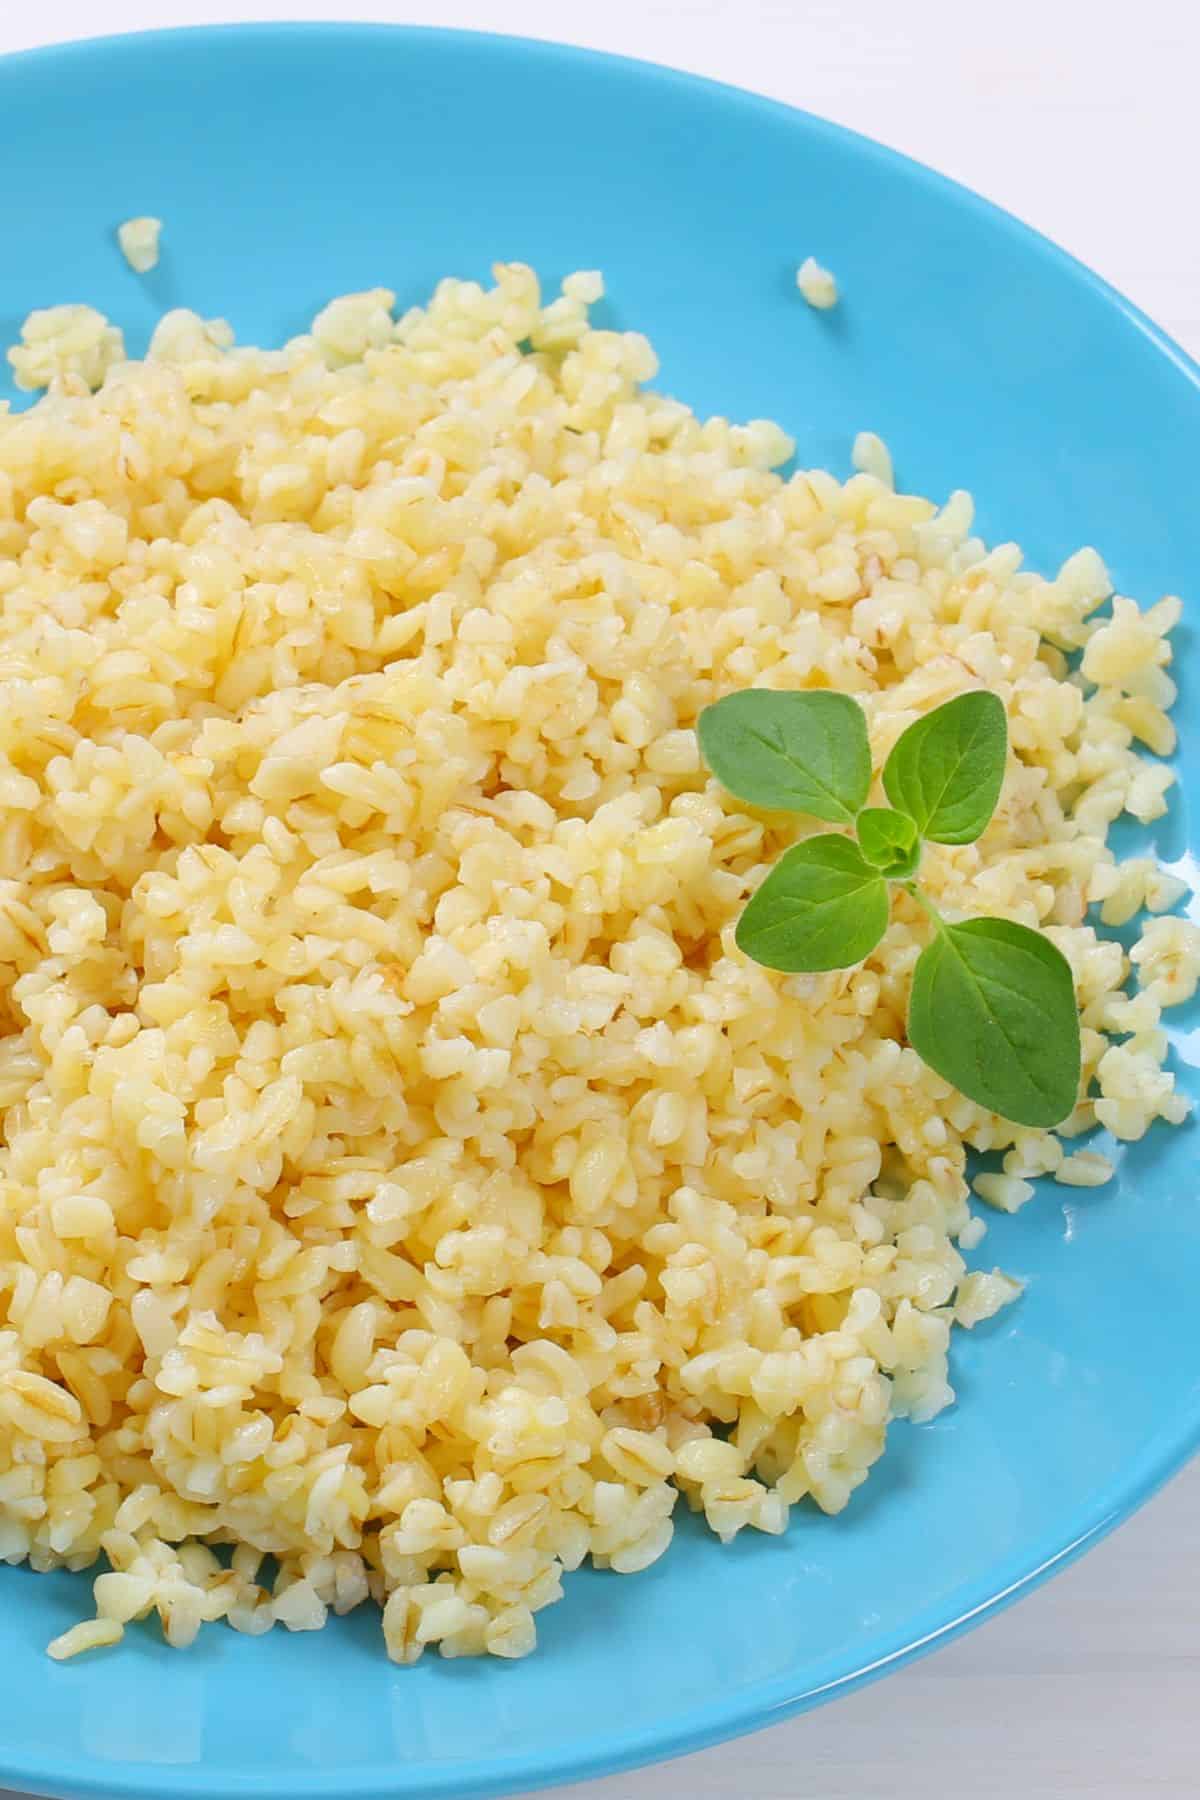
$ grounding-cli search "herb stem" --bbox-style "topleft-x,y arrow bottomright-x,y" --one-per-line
905,881 -> 945,931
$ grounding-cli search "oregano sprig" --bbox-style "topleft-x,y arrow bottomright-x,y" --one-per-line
699,688 -> 1082,1128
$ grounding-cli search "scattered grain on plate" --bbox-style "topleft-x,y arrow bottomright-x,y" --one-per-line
1094,855 -> 1190,925
954,1269 -> 1024,1328
852,430 -> 894,487
46,1618 -> 125,1661
972,1173 -> 1036,1214
6,305 -> 125,392
956,1216 -> 989,1252
116,216 -> 162,275
0,262 -> 1193,1664
1054,1150 -> 1116,1188
796,255 -> 839,309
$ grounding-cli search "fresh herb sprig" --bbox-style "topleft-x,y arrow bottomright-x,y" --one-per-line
698,689 -> 1081,1128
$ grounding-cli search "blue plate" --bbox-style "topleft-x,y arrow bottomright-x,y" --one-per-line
1,23 -> 1198,1800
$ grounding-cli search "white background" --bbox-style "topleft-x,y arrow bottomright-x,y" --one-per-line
2,4 -> 1198,1798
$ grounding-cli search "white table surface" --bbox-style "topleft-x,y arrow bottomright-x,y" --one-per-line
2,3 -> 1198,1797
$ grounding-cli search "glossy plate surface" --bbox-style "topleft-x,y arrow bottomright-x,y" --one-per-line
0,23 -> 1197,1800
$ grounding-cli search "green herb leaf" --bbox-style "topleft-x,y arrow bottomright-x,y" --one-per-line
882,691 -> 1007,844
856,806 -> 920,878
907,915 -> 1081,1126
736,835 -> 890,972
698,690 -> 871,824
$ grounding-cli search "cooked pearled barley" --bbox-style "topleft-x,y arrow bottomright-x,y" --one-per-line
0,263 -> 1192,1663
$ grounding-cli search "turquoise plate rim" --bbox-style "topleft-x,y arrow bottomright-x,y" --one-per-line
0,22 -> 1197,1800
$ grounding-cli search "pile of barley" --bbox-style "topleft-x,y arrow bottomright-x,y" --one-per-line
0,266 -> 1193,1663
